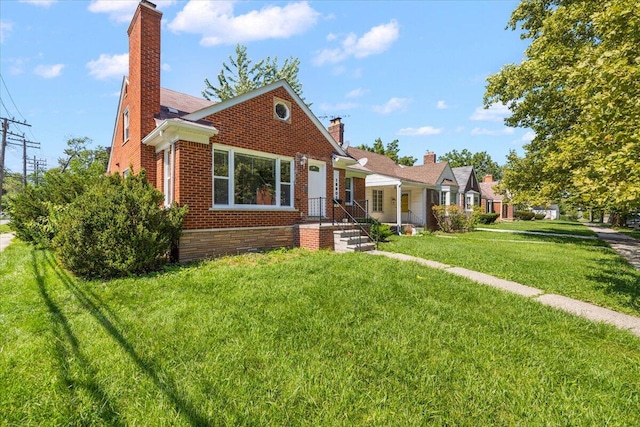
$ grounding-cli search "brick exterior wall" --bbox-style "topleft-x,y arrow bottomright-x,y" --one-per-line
108,1 -> 161,178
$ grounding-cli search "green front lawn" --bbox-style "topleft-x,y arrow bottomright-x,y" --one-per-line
383,226 -> 640,316
1,242 -> 640,425
479,219 -> 598,236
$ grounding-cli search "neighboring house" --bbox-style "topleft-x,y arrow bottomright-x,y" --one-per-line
532,204 -> 560,220
346,148 -> 459,232
452,166 -> 481,211
479,175 -> 514,221
107,0 -> 368,261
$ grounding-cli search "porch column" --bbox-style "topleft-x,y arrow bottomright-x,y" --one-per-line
396,183 -> 402,234
421,188 -> 427,226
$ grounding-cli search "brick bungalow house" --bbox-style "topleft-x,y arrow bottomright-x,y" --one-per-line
479,175 -> 514,221
345,148 -> 459,232
107,0 -> 369,261
452,166 -> 482,211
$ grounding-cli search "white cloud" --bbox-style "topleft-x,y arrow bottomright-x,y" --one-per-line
313,20 -> 399,66
522,131 -> 535,142
88,0 -> 176,23
326,32 -> 338,42
470,127 -> 515,136
436,100 -> 448,110
346,88 -> 368,98
19,0 -> 57,7
372,97 -> 410,114
0,21 -> 13,44
168,1 -> 319,46
86,53 -> 128,79
397,126 -> 443,136
34,63 -> 64,78
162,63 -> 171,72
470,103 -> 510,122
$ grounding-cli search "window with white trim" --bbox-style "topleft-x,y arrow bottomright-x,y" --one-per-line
123,108 -> 130,142
213,148 -> 293,208
163,147 -> 173,207
345,177 -> 353,205
372,189 -> 383,212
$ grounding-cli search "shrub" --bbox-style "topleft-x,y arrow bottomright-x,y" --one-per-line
432,205 -> 479,232
53,171 -> 187,279
478,213 -> 500,224
534,213 -> 546,220
7,170 -> 89,247
369,219 -> 393,242
514,210 -> 535,221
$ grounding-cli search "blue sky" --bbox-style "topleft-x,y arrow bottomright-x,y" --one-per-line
0,0 -> 532,174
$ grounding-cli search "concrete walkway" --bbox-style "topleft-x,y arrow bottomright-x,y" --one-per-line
583,223 -> 640,269
0,233 -> 14,252
368,250 -> 640,338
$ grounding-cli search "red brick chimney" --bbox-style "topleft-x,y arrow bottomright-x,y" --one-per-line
424,151 -> 436,164
126,0 -> 162,178
483,174 -> 494,183
328,117 -> 344,145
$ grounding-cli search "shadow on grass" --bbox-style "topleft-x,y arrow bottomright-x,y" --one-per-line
31,249 -> 124,426
588,254 -> 640,313
36,250 -> 213,426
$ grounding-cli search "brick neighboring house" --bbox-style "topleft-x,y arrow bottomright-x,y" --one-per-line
479,175 -> 514,221
452,166 -> 481,211
345,148 -> 459,232
107,0 -> 368,261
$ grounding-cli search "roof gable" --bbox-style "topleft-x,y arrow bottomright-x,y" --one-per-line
184,80 -> 348,157
348,146 -> 456,187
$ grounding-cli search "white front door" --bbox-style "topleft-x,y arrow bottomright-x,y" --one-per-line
308,160 -> 326,217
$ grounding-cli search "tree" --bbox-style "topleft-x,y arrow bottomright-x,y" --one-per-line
203,44 -> 304,102
484,0 -> 640,224
439,149 -> 502,180
358,138 -> 417,166
7,137 -> 108,246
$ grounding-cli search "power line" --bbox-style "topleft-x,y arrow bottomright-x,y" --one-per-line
0,73 -> 27,123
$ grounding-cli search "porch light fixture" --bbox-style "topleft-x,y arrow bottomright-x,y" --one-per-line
300,155 -> 307,166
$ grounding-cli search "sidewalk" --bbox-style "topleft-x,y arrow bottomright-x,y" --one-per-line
0,233 -> 14,252
367,250 -> 640,338
583,223 -> 640,269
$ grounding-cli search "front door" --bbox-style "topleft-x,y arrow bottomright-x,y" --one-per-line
401,193 -> 409,213
308,161 -> 326,217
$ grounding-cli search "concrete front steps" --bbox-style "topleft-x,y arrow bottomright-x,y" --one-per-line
334,228 -> 376,253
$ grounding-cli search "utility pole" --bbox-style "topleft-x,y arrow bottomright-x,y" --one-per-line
27,156 -> 47,185
7,134 -> 39,187
0,116 -> 31,212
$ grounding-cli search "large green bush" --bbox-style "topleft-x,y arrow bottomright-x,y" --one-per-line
514,210 -> 535,221
432,205 -> 479,232
53,171 -> 187,279
7,169 -> 88,247
478,213 -> 500,224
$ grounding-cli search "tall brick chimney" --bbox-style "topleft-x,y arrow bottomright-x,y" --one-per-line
424,151 -> 436,164
328,117 -> 344,145
127,0 -> 162,178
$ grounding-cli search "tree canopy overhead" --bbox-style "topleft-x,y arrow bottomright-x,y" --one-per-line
203,44 -> 304,102
357,138 -> 417,166
485,0 -> 640,217
439,149 -> 502,181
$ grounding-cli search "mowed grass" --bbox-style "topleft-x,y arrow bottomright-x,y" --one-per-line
2,242 -> 640,425
479,219 -> 598,237
383,222 -> 640,316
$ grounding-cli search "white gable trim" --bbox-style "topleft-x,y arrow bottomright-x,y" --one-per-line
143,118 -> 219,152
107,76 -> 129,173
183,80 -> 348,157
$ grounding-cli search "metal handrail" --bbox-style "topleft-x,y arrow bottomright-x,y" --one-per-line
332,199 -> 377,250
401,209 -> 424,227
